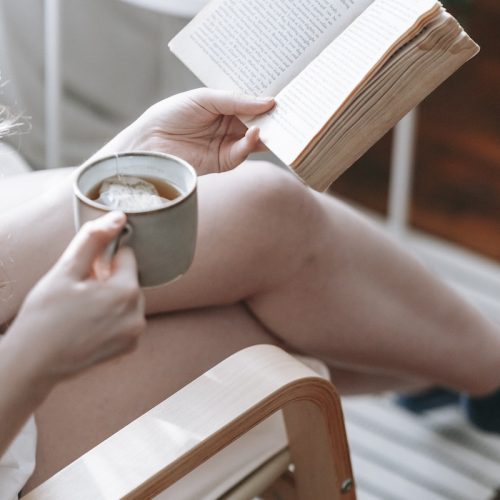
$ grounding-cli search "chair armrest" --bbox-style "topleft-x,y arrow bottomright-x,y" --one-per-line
23,345 -> 355,500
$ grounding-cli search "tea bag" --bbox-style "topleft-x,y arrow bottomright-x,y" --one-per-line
97,175 -> 168,211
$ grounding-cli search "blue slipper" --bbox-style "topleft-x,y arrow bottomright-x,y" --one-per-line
396,387 -> 460,414
462,390 -> 500,434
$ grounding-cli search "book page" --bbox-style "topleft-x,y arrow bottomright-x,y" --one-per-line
169,0 -> 375,96
296,11 -> 478,190
247,0 -> 439,165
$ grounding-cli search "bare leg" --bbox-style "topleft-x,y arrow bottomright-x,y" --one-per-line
0,165 -> 427,402
0,169 -> 75,323
1,162 -> 499,395
25,304 -> 278,491
0,168 -> 73,211
247,191 -> 500,395
144,163 -> 500,395
25,302 -> 427,492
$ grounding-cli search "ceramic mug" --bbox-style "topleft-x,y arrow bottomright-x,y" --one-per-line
74,151 -> 198,287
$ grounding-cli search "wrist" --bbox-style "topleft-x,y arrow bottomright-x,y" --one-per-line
89,116 -> 151,162
0,329 -> 56,404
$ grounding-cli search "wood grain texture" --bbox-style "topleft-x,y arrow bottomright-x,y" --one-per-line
23,345 -> 355,500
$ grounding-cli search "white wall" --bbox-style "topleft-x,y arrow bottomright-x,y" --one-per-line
0,0 -> 201,168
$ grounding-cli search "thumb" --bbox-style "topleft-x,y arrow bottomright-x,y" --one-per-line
191,89 -> 275,117
228,126 -> 262,169
108,246 -> 140,289
59,211 -> 127,280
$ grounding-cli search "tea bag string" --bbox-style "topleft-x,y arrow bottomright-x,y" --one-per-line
114,153 -> 123,182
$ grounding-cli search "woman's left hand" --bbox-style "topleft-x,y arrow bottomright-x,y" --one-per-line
91,89 -> 275,175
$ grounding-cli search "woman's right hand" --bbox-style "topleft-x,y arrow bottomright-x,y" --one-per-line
89,89 -> 275,176
5,211 -> 146,386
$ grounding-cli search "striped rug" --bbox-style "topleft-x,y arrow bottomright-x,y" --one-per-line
343,396 -> 500,500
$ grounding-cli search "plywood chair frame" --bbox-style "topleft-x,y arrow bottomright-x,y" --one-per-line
23,345 -> 356,500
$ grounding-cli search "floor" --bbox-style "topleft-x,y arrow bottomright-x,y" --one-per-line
344,219 -> 500,499
331,0 -> 500,262
345,395 -> 500,500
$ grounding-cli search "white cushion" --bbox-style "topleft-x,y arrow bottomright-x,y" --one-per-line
0,417 -> 37,500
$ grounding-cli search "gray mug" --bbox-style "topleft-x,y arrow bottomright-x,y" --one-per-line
74,152 -> 198,287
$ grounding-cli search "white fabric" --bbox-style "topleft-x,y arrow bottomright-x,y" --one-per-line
0,417 -> 37,500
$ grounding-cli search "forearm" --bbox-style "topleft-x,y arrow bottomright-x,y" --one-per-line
0,336 -> 52,457
86,116 -> 149,165
0,170 -> 75,324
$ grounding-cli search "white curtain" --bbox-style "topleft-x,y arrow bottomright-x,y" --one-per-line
0,0 -> 204,168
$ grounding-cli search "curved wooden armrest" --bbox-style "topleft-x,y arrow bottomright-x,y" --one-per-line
23,345 -> 355,500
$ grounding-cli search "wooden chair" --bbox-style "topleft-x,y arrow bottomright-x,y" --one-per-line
22,345 -> 356,500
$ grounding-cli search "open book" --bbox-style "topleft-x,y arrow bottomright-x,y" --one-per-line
170,0 -> 479,191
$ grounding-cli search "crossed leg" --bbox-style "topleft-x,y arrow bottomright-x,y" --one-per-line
2,161 -> 499,394
26,302 -> 427,491
26,303 -> 278,490
1,161 -> 499,489
143,162 -> 500,395
2,160 -> 499,393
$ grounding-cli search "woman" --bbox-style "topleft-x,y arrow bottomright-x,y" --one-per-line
0,89 -> 499,495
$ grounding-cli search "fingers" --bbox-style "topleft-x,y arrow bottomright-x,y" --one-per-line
254,140 -> 270,153
108,247 -> 145,344
191,88 -> 275,117
229,126 -> 262,168
59,211 -> 127,280
109,247 -> 140,290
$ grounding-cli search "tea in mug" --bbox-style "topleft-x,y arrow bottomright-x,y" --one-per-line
87,175 -> 181,211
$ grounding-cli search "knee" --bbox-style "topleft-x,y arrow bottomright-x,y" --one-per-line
233,161 -> 317,223
236,160 -> 313,205
229,161 -> 323,268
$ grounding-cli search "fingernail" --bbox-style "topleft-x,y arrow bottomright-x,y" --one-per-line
246,126 -> 259,136
107,210 -> 126,224
256,96 -> 274,103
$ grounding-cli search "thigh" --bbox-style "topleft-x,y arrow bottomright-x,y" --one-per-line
0,168 -> 74,211
144,161 -> 317,315
26,303 -> 280,492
